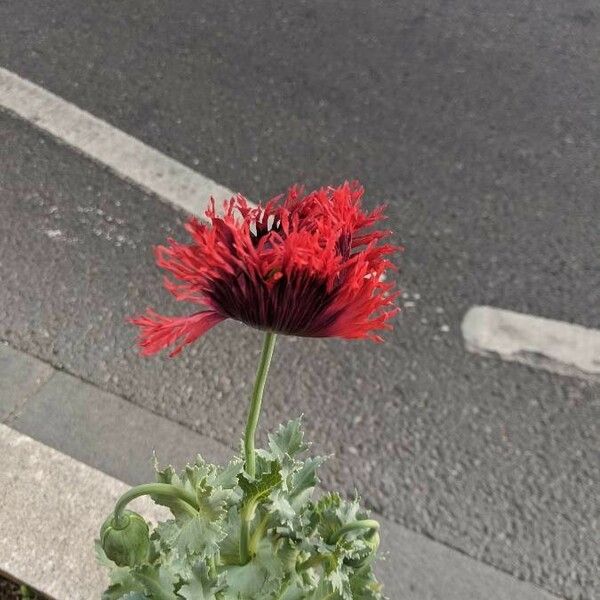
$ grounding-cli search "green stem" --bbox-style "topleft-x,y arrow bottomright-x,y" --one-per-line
248,512 -> 270,555
239,332 -> 277,565
209,554 -> 217,578
239,507 -> 251,565
244,331 -> 277,478
113,483 -> 198,527
297,554 -> 328,572
330,519 -> 380,544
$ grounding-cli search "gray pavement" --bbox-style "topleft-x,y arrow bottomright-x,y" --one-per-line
0,341 -> 559,600
0,2 -> 599,598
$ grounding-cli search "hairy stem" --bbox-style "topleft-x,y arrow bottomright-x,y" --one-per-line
112,483 -> 198,527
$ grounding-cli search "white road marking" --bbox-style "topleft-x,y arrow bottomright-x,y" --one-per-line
0,67 -> 237,217
462,305 -> 600,380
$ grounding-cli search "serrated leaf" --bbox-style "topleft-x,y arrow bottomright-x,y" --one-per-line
218,506 -> 242,566
269,490 -> 296,523
196,481 -> 231,520
224,538 -> 284,598
289,457 -> 323,507
326,567 -> 351,599
302,580 -> 343,600
152,465 -> 197,522
273,537 -> 301,572
214,457 -> 244,489
349,566 -> 384,600
178,561 -> 221,599
238,460 -> 282,507
268,419 -> 308,459
314,493 -> 343,543
279,581 -> 313,600
177,512 -> 226,557
153,520 -> 180,549
185,456 -> 215,489
132,564 -> 179,600
223,562 -> 270,598
102,579 -> 146,600
97,542 -> 147,600
100,421 -> 384,600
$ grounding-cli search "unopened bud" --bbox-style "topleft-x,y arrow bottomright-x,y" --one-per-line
100,510 -> 150,567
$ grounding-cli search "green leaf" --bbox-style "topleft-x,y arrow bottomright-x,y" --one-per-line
99,421 -> 384,600
97,542 -> 147,600
152,459 -> 231,557
152,464 -> 196,522
102,578 -> 145,600
326,567 -> 351,599
224,561 -> 270,598
288,457 -> 323,506
176,512 -> 225,557
132,564 -> 179,600
214,458 -> 244,490
196,480 -> 231,521
302,580 -> 343,600
268,419 -> 308,459
178,561 -> 221,600
313,493 -> 343,542
153,520 -> 180,550
238,460 -> 282,509
153,455 -> 237,523
349,566 -> 384,600
184,457 -> 215,490
175,477 -> 229,557
224,538 -> 284,598
218,507 -> 242,566
269,490 -> 296,523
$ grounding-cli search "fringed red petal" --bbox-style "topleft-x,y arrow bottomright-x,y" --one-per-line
130,310 -> 226,357
131,181 -> 401,355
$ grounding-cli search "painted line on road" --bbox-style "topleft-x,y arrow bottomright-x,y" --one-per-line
462,305 -> 600,380
0,67 -> 238,217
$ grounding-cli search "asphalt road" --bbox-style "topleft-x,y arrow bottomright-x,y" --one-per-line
0,2 -> 599,599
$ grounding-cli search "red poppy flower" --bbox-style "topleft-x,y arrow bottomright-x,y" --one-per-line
131,182 -> 401,356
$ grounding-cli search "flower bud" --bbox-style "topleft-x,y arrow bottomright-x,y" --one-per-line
100,510 -> 150,567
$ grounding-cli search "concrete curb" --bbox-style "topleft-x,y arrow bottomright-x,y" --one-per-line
0,342 -> 561,599
0,422 -> 168,599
